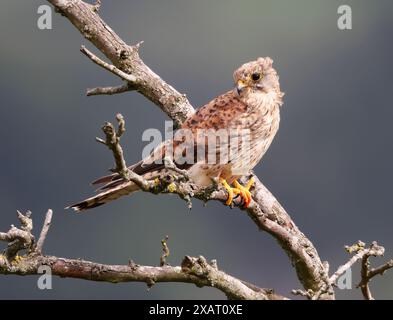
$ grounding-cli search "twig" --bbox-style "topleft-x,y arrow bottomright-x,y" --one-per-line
329,241 -> 369,284
163,157 -> 190,181
80,46 -> 137,83
326,241 -> 391,300
86,83 -> 134,96
0,210 -> 34,261
92,0 -> 101,12
160,235 -> 170,266
291,289 -> 313,299
35,209 -> 53,254
368,260 -> 393,279
96,114 -> 130,180
357,244 -> 393,300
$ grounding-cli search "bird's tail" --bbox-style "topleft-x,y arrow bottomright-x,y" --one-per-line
66,181 -> 139,212
66,155 -> 167,212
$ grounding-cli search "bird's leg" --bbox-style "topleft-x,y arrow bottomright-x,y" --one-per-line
219,177 -> 255,208
233,177 -> 254,208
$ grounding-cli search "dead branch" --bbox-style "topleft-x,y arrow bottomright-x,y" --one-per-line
87,83 -> 134,96
0,212 -> 285,300
327,241 -> 393,300
160,235 -> 170,267
357,242 -> 393,300
0,210 -> 34,261
35,209 -> 53,254
48,0 -> 194,128
96,113 -> 130,180
81,46 -> 138,83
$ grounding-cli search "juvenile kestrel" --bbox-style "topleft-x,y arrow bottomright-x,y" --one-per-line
68,57 -> 284,211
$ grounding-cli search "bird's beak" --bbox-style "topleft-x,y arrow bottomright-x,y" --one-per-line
236,80 -> 247,95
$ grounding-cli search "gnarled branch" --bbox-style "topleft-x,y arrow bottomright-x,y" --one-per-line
0,212 -> 286,300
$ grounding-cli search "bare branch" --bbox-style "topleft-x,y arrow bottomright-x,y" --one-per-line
86,83 -> 134,96
2,254 -> 283,299
35,209 -> 53,254
358,259 -> 393,300
0,213 -> 285,300
368,260 -> 393,278
0,210 -> 34,261
48,0 -> 194,127
326,241 -> 392,300
96,114 -> 130,180
357,243 -> 393,300
163,156 -> 190,181
160,235 -> 170,267
80,46 -> 137,83
291,289 -> 313,299
329,241 -> 369,284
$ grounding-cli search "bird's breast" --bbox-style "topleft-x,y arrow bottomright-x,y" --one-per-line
229,99 -> 280,174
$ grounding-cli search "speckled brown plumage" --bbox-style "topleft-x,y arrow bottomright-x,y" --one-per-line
68,57 -> 284,211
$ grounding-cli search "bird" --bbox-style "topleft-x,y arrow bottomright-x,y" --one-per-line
67,57 -> 284,212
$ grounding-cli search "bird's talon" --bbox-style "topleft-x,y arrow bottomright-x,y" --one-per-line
220,177 -> 254,208
233,178 -> 254,208
220,178 -> 234,206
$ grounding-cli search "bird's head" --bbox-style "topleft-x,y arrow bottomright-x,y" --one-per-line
233,57 -> 281,99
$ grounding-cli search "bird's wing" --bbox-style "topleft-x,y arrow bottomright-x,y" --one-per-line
93,90 -> 248,190
181,90 -> 247,131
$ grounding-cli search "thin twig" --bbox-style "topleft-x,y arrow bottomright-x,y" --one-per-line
327,241 -> 390,300
0,211 -> 34,261
368,260 -> 393,278
160,235 -> 170,266
357,246 -> 393,300
80,46 -> 137,83
35,209 -> 53,254
96,114 -> 130,180
163,157 -> 190,181
291,289 -> 313,299
329,241 -> 372,284
86,83 -> 134,96
358,259 -> 393,300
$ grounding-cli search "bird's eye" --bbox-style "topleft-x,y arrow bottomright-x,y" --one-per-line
251,73 -> 261,81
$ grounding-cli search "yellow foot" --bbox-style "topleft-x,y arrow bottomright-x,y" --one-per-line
233,177 -> 254,208
219,177 -> 255,208
219,177 -> 235,206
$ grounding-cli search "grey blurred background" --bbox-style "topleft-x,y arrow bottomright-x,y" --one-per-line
0,0 -> 392,299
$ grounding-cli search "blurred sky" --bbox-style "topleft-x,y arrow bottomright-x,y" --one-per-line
0,0 -> 392,299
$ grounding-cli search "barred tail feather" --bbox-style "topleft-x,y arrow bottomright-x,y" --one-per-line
66,181 -> 139,212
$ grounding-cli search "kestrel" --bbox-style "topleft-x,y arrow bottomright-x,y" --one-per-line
68,57 -> 284,211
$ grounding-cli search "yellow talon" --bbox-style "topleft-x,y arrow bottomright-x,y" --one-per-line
219,177 -> 234,206
233,177 -> 254,208
220,177 -> 255,208
245,177 -> 255,190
